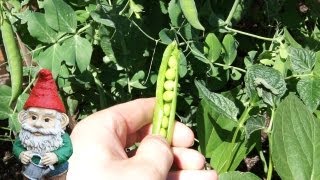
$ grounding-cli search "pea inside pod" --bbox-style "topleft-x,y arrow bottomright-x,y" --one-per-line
152,41 -> 180,144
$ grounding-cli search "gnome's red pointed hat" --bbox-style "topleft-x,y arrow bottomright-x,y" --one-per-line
23,69 -> 66,113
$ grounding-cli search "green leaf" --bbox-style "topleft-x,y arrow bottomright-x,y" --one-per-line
0,102 -> 12,119
195,80 -> 239,121
75,10 -> 90,23
27,12 -> 59,43
9,113 -> 20,133
231,68 -> 242,81
314,51 -> 320,77
43,0 -> 77,33
245,115 -> 266,139
159,28 -> 175,44
219,171 -> 260,180
204,33 -> 222,63
284,27 -> 302,48
196,100 -> 237,155
90,12 -> 115,28
129,70 -> 146,89
271,94 -> 320,180
289,47 -> 316,74
222,34 -> 238,66
129,0 -> 144,19
35,44 -> 63,78
297,77 -> 320,112
61,35 -> 93,72
245,65 -> 287,106
190,43 -> 209,64
210,139 -> 257,173
168,0 -> 182,27
179,0 -> 205,30
101,36 -> 116,64
0,85 -> 12,103
16,93 -> 29,112
179,52 -> 187,78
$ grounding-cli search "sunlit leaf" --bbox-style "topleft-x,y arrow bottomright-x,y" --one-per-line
219,171 -> 260,180
44,0 -> 77,33
289,47 -> 316,74
297,77 -> 320,112
245,65 -> 286,106
195,80 -> 239,121
27,12 -> 59,43
204,33 -> 222,63
272,94 -> 320,180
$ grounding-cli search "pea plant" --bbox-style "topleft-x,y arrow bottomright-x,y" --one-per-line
0,0 -> 319,179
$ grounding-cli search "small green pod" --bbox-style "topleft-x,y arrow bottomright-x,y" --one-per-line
152,41 -> 180,144
1,17 -> 23,106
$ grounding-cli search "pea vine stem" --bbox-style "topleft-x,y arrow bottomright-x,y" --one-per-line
231,104 -> 252,144
214,62 -> 246,73
225,103 -> 253,171
267,137 -> 274,180
266,107 -> 275,180
130,19 -> 166,45
225,26 -> 274,42
225,0 -> 240,25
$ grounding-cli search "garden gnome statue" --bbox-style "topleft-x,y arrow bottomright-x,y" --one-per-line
13,69 -> 73,180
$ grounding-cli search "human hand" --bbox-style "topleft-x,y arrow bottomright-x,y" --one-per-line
19,151 -> 33,165
41,152 -> 58,165
67,98 -> 218,180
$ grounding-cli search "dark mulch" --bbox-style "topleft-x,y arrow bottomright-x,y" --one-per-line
0,141 -> 23,180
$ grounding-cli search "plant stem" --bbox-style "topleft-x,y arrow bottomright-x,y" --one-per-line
57,34 -> 73,43
77,23 -> 91,35
225,26 -> 274,42
130,19 -> 166,45
214,62 -> 246,73
265,106 -> 276,179
231,105 -> 252,143
144,40 -> 159,84
0,126 -> 11,130
119,0 -> 129,15
225,104 -> 252,170
267,137 -> 273,180
267,107 -> 275,133
259,148 -> 268,173
13,77 -> 36,113
225,0 -> 240,25
285,73 -> 313,80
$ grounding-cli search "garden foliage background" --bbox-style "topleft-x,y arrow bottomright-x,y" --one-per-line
0,0 -> 320,179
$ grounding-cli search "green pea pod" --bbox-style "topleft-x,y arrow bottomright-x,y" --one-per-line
152,41 -> 180,144
179,0 -> 205,31
1,16 -> 23,106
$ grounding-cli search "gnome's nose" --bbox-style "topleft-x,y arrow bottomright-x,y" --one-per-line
33,119 -> 43,128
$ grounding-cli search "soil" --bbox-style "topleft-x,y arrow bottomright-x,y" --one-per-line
0,120 -> 23,180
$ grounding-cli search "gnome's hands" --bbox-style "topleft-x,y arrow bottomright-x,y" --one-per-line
19,151 -> 33,164
42,153 -> 58,165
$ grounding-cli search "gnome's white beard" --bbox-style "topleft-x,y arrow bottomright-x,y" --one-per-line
19,120 -> 64,155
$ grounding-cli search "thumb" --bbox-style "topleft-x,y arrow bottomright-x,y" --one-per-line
133,135 -> 173,179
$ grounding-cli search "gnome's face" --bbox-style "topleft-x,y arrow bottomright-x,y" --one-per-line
24,107 -> 59,130
18,107 -> 69,154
